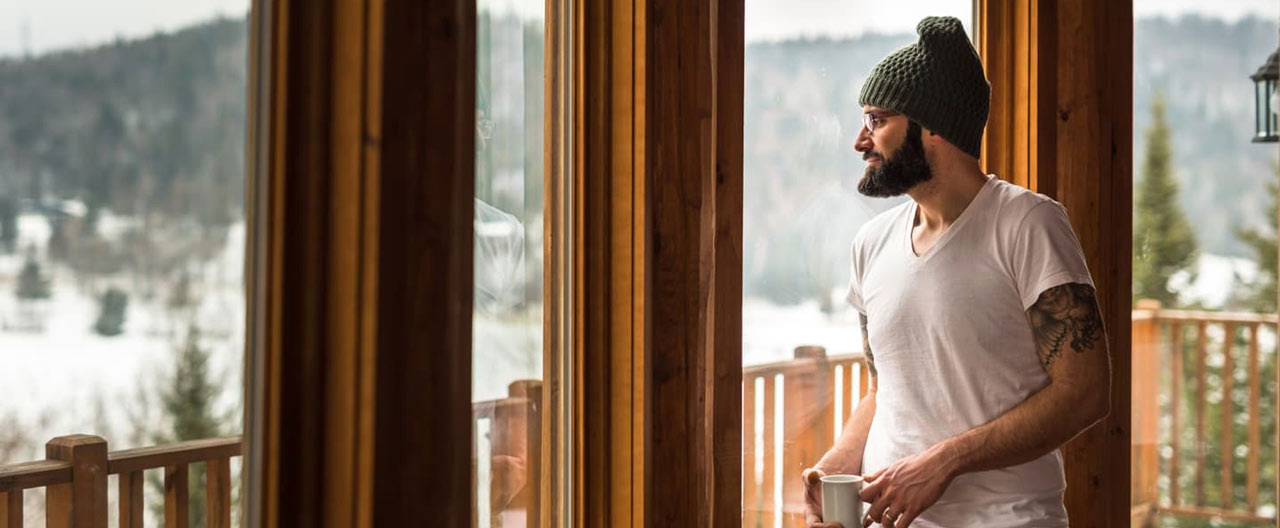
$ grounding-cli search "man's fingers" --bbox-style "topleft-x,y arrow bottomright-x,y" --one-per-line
896,511 -> 918,527
803,467 -> 826,485
864,497 -> 891,528
859,476 -> 884,502
863,468 -> 883,482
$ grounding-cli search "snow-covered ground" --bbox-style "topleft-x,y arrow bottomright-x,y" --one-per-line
0,213 -> 244,462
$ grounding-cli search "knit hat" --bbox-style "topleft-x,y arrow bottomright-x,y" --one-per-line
858,16 -> 990,158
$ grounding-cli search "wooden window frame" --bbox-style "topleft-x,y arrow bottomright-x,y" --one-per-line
247,0 -> 1137,526
978,1 -> 1133,526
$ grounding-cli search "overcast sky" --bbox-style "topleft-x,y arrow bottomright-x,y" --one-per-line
0,0 -> 1275,57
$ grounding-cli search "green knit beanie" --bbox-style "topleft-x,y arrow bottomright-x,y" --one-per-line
859,16 -> 990,158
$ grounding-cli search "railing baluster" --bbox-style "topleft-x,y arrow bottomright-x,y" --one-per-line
207,458 -> 231,528
762,375 -> 776,528
1170,322 -> 1183,507
1221,323 -> 1236,508
119,471 -> 143,528
783,347 -> 832,524
1246,323 -> 1261,512
743,375 -> 758,527
0,490 -> 21,528
1196,321 -> 1207,507
840,362 -> 852,429
165,464 -> 189,528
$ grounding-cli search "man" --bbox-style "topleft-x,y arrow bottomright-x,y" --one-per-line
801,16 -> 1112,528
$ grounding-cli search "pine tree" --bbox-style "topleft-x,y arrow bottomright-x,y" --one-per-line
0,197 -> 16,253
150,325 -> 225,528
15,256 -> 51,300
1235,165 -> 1279,313
1133,94 -> 1198,307
93,287 -> 128,336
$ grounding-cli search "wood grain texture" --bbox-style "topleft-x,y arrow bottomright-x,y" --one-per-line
983,0 -> 1132,524
165,465 -> 189,528
45,435 -> 107,528
0,491 -> 21,528
118,471 -> 143,528
643,0 -> 743,525
371,0 -> 475,526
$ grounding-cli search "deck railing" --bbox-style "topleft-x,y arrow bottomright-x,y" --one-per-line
743,346 -> 870,527
0,435 -> 240,528
10,305 -> 1275,527
1132,302 -> 1278,526
472,380 -> 542,528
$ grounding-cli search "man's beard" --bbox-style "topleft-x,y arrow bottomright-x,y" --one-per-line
857,121 -> 933,198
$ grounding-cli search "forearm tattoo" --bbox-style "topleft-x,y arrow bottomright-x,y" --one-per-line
1026,283 -> 1105,372
860,313 -> 877,376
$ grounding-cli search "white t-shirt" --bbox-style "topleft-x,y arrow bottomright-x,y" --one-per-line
846,176 -> 1093,528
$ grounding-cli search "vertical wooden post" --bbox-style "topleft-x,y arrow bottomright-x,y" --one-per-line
45,435 -> 107,528
1245,323 -> 1261,513
0,490 -> 21,528
165,465 -> 189,528
206,458 -> 232,528
118,471 -> 143,528
743,375 -> 758,527
1170,323 -> 1184,507
1131,301 -> 1161,526
1221,323 -> 1236,509
781,346 -> 832,526
761,376 -> 777,528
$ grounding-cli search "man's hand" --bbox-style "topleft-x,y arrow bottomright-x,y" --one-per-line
802,468 -> 845,528
858,446 -> 955,527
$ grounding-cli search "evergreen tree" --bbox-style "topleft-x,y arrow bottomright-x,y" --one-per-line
1133,94 -> 1198,307
151,325 -> 225,528
1235,165 -> 1279,313
93,287 -> 128,336
0,197 -> 16,253
15,256 -> 51,300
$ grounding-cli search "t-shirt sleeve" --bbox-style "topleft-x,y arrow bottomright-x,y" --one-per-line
845,240 -> 866,314
1012,201 -> 1095,311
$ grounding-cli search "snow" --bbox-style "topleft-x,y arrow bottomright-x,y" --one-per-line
0,214 -> 245,461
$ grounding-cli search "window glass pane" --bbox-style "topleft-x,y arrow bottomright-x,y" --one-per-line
473,1 -> 547,527
741,2 -> 971,526
0,1 -> 249,524
1131,2 -> 1279,524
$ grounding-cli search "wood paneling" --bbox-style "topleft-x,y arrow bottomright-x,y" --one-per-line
256,0 -> 474,525
982,0 -> 1132,525
643,0 -> 743,525
372,0 -> 474,524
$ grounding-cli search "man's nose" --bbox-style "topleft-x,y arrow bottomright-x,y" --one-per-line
854,126 -> 872,153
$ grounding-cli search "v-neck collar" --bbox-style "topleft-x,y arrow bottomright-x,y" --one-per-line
903,176 -> 995,264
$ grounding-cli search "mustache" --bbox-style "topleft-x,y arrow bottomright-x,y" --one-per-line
863,151 -> 884,162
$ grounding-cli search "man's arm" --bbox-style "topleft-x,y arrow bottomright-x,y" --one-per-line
804,313 -> 879,527
858,283 -> 1111,527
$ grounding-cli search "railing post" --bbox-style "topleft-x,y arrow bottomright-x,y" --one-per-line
782,346 -> 832,526
1131,300 -> 1161,527
45,435 -> 108,528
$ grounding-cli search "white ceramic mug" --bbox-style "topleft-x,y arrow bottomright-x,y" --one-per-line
820,474 -> 864,528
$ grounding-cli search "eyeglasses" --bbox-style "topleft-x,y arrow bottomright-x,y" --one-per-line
862,110 -> 901,136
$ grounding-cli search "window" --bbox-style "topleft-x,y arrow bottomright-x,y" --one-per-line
473,0 -> 568,526
1130,2 -> 1280,525
0,0 -> 249,525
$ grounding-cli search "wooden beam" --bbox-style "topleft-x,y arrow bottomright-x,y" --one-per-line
981,0 -> 1132,525
642,0 -> 743,525
371,0 -> 474,525
255,0 -> 473,526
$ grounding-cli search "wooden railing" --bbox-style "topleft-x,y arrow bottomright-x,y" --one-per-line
743,346 -> 870,528
0,435 -> 240,528
1132,302 -> 1278,526
472,380 -> 542,528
